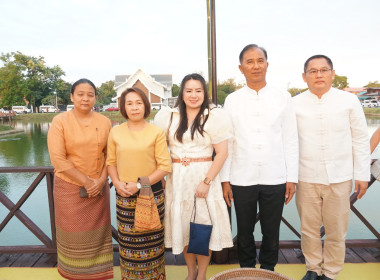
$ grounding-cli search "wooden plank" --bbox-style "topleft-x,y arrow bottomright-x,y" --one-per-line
365,248 -> 380,262
0,166 -> 54,173
113,252 -> 120,266
0,253 -> 22,267
277,249 -> 287,264
344,248 -> 364,263
11,253 -> 42,267
350,248 -> 379,263
33,253 -> 57,267
280,249 -> 303,264
164,251 -> 176,265
294,248 -> 305,263
174,253 -> 186,265
0,245 -> 56,254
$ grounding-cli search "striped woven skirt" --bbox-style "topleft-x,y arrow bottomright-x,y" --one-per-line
117,181 -> 165,280
54,176 -> 114,280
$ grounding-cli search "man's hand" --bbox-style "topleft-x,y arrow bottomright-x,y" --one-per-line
285,182 -> 296,205
222,182 -> 233,207
354,180 -> 368,199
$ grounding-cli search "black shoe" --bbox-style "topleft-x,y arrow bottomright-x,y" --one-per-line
301,271 -> 320,280
320,275 -> 333,280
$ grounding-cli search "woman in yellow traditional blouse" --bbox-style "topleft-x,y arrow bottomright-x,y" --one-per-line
107,87 -> 172,280
47,78 -> 113,280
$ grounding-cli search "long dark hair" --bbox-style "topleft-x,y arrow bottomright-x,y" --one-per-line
174,73 -> 210,142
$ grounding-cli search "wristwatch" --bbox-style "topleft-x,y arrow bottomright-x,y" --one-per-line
203,177 -> 212,185
136,181 -> 142,189
138,177 -> 151,188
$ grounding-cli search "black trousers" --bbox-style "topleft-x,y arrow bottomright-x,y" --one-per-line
232,183 -> 286,270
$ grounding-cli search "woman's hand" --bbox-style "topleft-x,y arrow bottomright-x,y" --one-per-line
83,177 -> 107,197
195,181 -> 210,198
83,177 -> 98,198
114,180 -> 132,197
125,182 -> 139,196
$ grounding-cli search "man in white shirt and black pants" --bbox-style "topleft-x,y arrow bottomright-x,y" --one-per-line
293,55 -> 370,280
220,44 -> 299,271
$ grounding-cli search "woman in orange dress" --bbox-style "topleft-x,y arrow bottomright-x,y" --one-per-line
47,78 -> 113,280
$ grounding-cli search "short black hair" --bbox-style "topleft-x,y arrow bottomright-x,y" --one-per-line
304,55 -> 333,73
71,78 -> 97,95
239,44 -> 268,63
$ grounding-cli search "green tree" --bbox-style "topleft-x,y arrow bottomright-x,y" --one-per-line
364,81 -> 380,88
96,80 -> 116,105
288,87 -> 307,97
216,78 -> 243,105
332,74 -> 349,89
0,51 -> 65,108
41,94 -> 64,105
172,84 -> 180,97
56,81 -> 72,105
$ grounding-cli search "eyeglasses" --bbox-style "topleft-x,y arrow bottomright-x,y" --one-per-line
306,68 -> 332,76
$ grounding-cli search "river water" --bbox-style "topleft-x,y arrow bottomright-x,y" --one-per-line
0,118 -> 380,246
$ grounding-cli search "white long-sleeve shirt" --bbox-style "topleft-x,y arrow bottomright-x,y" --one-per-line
292,87 -> 370,185
219,85 -> 299,186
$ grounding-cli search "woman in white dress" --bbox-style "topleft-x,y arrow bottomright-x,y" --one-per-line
154,73 -> 233,280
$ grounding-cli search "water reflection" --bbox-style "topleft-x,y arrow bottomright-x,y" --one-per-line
0,118 -> 379,246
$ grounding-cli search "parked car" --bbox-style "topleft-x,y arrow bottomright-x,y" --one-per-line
12,106 -> 31,114
362,100 -> 379,108
66,104 -> 74,111
39,105 -> 58,113
105,106 -> 119,111
103,103 -> 119,111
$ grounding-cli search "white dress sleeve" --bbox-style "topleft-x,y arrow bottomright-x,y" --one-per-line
207,108 -> 233,144
153,106 -> 173,138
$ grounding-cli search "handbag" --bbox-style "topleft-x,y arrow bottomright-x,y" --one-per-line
134,185 -> 161,231
187,195 -> 213,256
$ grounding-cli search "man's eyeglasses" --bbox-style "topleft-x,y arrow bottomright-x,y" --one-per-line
306,68 -> 332,76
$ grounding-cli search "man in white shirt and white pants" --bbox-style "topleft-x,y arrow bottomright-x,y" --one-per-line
220,44 -> 299,271
293,55 -> 370,280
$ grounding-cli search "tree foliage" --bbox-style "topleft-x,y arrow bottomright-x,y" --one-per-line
217,78 -> 243,105
0,51 -> 65,108
332,74 -> 349,89
96,80 -> 116,105
288,87 -> 307,97
171,78 -> 242,105
171,84 -> 180,97
364,80 -> 380,88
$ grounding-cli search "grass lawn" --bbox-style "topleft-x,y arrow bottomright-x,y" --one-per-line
363,107 -> 380,115
14,110 -> 159,122
0,125 -> 13,132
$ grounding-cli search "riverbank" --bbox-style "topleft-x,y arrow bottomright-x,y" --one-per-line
363,107 -> 380,115
0,126 -> 23,136
0,125 -> 12,132
14,110 -> 159,122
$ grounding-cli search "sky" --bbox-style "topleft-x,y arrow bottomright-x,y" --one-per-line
1,0 -> 380,91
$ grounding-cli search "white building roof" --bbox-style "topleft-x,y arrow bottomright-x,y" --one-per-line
115,69 -> 170,100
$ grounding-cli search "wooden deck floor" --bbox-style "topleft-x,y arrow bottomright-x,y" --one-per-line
1,247 -> 379,268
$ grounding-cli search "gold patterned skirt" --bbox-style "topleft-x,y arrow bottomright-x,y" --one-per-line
117,181 -> 165,280
54,176 -> 114,280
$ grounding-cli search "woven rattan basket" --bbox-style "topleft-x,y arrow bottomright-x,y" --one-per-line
209,268 -> 293,280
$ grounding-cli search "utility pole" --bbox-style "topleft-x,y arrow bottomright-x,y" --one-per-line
206,0 -> 217,105
55,90 -> 58,112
